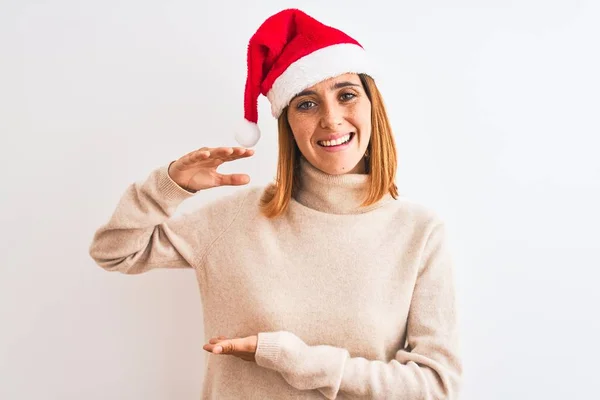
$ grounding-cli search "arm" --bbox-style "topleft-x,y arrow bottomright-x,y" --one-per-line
88,162 -> 248,274
255,223 -> 462,399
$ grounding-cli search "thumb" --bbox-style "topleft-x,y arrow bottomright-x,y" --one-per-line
216,173 -> 250,186
216,337 -> 254,354
215,338 -> 238,354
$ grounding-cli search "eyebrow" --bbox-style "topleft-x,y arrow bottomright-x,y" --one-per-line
291,81 -> 361,101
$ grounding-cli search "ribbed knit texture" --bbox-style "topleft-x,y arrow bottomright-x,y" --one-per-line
89,156 -> 462,399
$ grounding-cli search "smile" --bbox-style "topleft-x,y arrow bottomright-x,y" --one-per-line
317,133 -> 355,148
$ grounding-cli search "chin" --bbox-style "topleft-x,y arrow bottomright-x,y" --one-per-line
315,157 -> 365,175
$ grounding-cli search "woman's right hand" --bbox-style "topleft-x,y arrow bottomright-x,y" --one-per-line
167,147 -> 254,193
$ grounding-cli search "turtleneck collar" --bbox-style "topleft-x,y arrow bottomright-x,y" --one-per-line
292,156 -> 393,215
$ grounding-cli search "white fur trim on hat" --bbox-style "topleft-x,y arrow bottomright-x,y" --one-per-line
234,119 -> 261,147
266,43 -> 372,118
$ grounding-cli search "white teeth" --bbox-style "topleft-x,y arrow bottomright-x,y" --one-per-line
319,134 -> 351,147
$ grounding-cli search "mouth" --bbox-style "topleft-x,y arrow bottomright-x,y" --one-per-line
317,132 -> 355,149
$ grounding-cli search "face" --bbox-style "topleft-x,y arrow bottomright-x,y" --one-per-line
286,73 -> 372,175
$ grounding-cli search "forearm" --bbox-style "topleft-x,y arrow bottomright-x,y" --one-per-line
255,331 -> 461,400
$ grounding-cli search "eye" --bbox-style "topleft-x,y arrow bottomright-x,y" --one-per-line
340,92 -> 356,101
297,100 -> 316,110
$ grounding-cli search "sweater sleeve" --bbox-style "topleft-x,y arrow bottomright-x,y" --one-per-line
88,162 -> 249,274
254,222 -> 462,400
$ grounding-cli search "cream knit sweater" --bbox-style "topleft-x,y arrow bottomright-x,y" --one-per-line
89,157 -> 462,399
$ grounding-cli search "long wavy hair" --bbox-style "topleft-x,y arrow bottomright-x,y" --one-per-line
260,73 -> 399,218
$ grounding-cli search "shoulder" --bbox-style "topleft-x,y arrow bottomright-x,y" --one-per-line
382,197 -> 454,269
386,195 -> 444,226
381,195 -> 447,243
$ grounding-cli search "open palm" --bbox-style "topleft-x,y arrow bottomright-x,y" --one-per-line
168,147 -> 254,192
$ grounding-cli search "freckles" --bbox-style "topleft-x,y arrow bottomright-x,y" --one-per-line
346,103 -> 369,124
346,108 -> 358,118
349,99 -> 370,116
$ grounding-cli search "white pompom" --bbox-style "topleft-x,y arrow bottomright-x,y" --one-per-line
234,119 -> 261,147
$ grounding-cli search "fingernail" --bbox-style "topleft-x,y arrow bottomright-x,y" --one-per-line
214,346 -> 222,354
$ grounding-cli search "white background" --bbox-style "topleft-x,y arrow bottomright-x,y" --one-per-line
1,0 -> 598,399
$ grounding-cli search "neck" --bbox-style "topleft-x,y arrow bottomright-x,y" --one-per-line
292,156 -> 391,215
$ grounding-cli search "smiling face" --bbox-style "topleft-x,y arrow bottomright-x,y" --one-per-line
285,73 -> 372,175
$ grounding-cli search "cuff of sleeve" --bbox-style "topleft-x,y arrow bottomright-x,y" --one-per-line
255,331 -> 349,398
255,331 -> 286,370
155,162 -> 197,204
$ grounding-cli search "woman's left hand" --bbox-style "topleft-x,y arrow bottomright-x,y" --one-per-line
203,335 -> 258,362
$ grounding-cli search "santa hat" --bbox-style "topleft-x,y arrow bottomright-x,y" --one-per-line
234,8 -> 374,147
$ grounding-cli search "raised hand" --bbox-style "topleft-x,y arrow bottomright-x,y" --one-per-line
168,147 -> 254,192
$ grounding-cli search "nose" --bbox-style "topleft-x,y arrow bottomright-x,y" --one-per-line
319,101 -> 344,130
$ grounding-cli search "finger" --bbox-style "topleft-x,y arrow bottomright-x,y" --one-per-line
180,147 -> 253,167
226,147 -> 254,158
192,149 -> 211,160
208,147 -> 235,159
181,149 -> 210,166
230,147 -> 254,157
224,150 -> 254,163
209,336 -> 228,344
211,342 -> 227,354
227,337 -> 255,352
203,337 -> 233,353
202,343 -> 222,353
216,173 -> 250,186
216,338 -> 243,354
208,339 -> 234,354
211,147 -> 254,162
204,337 -> 254,355
182,147 -> 208,158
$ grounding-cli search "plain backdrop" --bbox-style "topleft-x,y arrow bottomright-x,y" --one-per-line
1,0 -> 599,399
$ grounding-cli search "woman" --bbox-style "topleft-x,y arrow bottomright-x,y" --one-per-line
89,8 -> 462,400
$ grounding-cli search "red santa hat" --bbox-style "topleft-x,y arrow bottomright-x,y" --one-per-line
234,8 -> 374,147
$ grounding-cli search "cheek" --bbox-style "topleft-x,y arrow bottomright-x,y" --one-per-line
288,114 -> 316,143
350,103 -> 372,133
